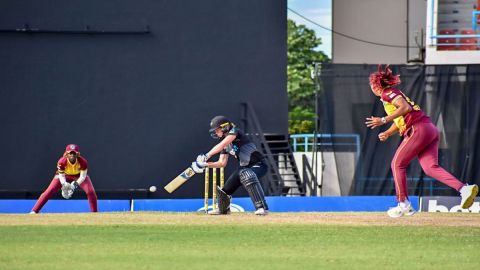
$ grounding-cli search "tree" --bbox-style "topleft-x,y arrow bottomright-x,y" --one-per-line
288,19 -> 329,134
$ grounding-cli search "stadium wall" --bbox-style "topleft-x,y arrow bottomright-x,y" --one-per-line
332,0 -> 426,64
0,1 -> 287,198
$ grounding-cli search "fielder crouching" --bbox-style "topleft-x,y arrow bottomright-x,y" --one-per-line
30,144 -> 97,214
193,116 -> 269,215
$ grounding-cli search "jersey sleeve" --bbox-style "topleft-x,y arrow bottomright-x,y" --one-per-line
56,157 -> 67,173
78,156 -> 88,170
381,88 -> 402,103
227,127 -> 239,136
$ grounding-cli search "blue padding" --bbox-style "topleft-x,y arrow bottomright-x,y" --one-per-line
266,196 -> 419,212
134,199 -> 214,212
133,197 -> 258,212
1,197 -> 419,213
133,196 -> 419,213
0,200 -> 131,213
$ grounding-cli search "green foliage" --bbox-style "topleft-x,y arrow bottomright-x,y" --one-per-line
288,107 -> 315,134
288,19 -> 329,134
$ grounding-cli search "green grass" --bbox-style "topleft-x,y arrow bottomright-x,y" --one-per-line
1,224 -> 479,270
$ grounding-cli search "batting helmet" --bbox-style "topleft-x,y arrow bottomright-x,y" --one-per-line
209,115 -> 232,138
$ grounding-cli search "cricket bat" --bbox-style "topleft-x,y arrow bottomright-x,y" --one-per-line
164,166 -> 197,193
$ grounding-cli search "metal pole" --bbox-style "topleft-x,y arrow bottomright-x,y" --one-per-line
406,0 -> 410,63
312,63 -> 323,196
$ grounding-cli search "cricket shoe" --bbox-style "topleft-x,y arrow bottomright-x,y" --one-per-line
460,184 -> 479,209
387,203 -> 415,218
254,208 -> 269,216
29,211 -> 37,214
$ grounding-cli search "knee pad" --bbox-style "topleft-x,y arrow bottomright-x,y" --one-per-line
239,168 -> 268,210
239,168 -> 257,185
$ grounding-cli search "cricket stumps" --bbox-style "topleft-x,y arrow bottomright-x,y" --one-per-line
204,167 -> 224,213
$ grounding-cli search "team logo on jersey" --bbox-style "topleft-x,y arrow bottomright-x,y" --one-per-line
225,143 -> 238,156
230,145 -> 238,156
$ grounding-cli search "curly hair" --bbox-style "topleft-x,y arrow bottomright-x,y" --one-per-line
369,65 -> 401,95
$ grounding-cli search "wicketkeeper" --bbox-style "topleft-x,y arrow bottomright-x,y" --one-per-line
193,115 -> 269,215
30,144 -> 97,213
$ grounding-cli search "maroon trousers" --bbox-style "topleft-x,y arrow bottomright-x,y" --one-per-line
31,175 -> 97,213
391,120 -> 464,202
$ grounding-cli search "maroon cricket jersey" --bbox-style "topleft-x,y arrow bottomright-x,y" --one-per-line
57,156 -> 88,176
381,88 -> 429,135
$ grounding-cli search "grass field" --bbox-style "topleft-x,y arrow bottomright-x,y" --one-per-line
1,212 -> 479,270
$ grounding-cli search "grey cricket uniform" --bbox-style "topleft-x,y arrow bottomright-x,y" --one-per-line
220,127 -> 269,210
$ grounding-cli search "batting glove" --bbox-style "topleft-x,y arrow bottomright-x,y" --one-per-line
196,154 -> 209,167
191,161 -> 205,174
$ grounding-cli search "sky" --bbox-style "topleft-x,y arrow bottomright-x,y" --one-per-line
287,0 -> 332,58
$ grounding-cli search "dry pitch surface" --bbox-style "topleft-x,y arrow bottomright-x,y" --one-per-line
2,212 -> 480,226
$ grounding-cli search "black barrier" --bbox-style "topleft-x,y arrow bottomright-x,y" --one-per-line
0,0 -> 287,199
317,64 -> 480,196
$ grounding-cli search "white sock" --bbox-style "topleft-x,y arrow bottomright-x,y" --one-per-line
399,200 -> 410,208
